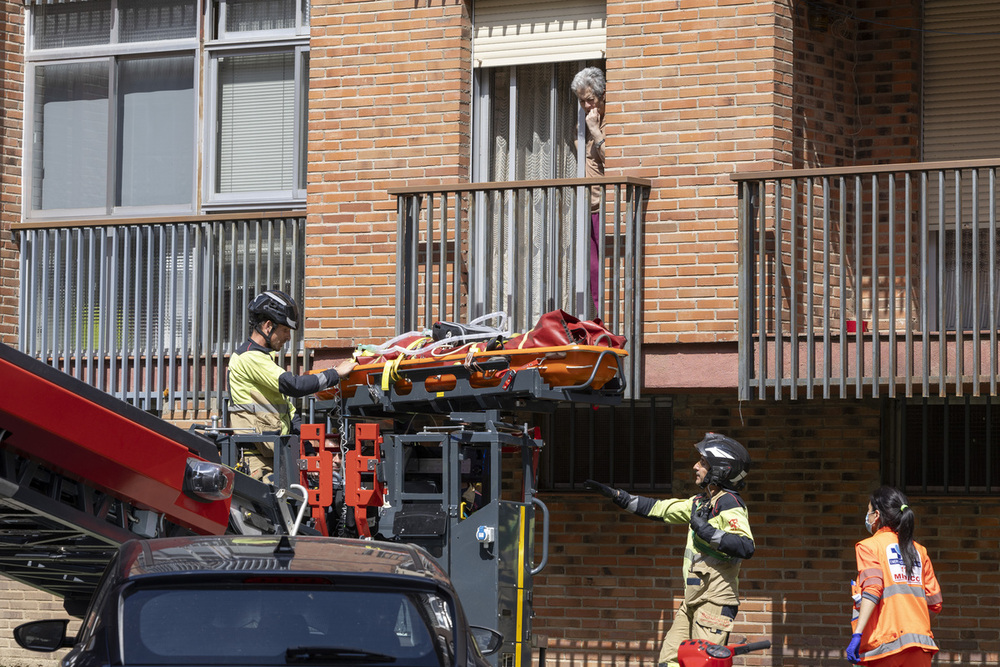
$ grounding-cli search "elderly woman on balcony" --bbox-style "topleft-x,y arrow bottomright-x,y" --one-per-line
571,66 -> 607,315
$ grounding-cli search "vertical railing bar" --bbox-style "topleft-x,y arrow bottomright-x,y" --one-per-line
56,230 -> 67,373
438,194 -> 447,323
218,222 -> 232,414
410,196 -> 421,331
871,174 -> 880,398
757,181 -> 768,397
737,182 -> 752,400
180,225 -> 192,416
598,186 -> 607,320
839,178 -> 847,396
623,185 -> 635,397
91,228 -> 102,388
789,181 -> 798,400
937,171 -> 947,397
59,229 -> 69,374
74,229 -> 84,380
904,174 -> 913,398
39,229 -> 50,365
854,176 -> 862,397
611,184 -> 622,333
888,174 -> 897,399
528,188 -> 535,323
954,171 -> 963,396
16,230 -> 27,353
280,219 -> 294,375
394,196 -> 406,332
921,173 -> 930,397
991,169 -> 998,396
774,180 -> 784,400
155,226 -> 165,413
972,170 -> 981,396
812,177 -> 820,399
132,226 -> 142,405
821,177 -> 831,399
168,225 -> 179,414
109,228 -> 121,397
60,230 -> 70,373
635,186 -> 647,398
938,170 -> 948,396
452,192 -> 462,322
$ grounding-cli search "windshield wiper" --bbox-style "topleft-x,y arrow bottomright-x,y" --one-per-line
285,647 -> 398,664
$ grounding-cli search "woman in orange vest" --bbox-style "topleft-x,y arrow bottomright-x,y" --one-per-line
846,486 -> 943,666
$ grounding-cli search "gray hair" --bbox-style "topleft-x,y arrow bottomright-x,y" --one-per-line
570,67 -> 606,98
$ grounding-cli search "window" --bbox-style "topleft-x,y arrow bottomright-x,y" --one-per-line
540,397 -> 672,490
25,0 -> 309,217
890,397 -> 1000,495
205,0 -> 310,207
923,2 -> 1000,331
27,0 -> 199,217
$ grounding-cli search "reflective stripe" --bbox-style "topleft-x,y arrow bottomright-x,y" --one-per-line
883,582 -> 926,601
229,402 -> 291,416
861,632 -> 937,659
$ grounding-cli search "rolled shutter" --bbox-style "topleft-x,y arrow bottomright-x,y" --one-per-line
923,0 -> 1000,160
473,0 -> 606,68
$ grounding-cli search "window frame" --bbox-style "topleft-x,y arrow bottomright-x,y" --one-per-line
24,1 -> 200,220
201,39 -> 310,210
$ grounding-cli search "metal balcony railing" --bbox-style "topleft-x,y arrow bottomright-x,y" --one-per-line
389,176 -> 651,398
735,159 -> 1000,400
17,215 -> 308,419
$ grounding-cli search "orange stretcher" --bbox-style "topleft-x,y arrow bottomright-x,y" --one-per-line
316,342 -> 628,401
314,310 -> 629,401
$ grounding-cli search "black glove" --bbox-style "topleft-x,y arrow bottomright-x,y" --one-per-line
689,495 -> 714,540
584,479 -> 632,509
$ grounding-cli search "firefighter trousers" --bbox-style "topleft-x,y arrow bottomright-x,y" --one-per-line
658,601 -> 737,667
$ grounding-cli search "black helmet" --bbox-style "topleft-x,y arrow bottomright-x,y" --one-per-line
248,290 -> 299,330
695,433 -> 750,490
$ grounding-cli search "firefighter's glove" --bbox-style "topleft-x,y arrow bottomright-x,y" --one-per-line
845,633 -> 862,663
583,479 -> 632,509
689,500 -> 716,542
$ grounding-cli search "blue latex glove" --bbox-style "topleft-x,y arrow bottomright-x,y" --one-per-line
845,633 -> 862,663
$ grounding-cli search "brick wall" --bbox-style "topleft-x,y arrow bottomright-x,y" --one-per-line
306,0 -> 472,353
532,394 -> 1000,666
0,579 -> 77,667
0,2 -> 23,346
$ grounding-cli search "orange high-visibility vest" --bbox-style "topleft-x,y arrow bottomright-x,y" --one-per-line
851,528 -> 942,663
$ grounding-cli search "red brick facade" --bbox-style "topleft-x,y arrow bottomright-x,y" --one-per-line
0,1 -> 23,346
0,2 -> 998,667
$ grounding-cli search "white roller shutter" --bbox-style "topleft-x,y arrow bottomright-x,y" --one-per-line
473,0 -> 606,68
923,0 -> 1000,160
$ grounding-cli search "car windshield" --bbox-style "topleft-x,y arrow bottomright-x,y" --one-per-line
120,586 -> 456,666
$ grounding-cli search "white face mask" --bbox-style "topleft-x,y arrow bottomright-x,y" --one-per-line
865,510 -> 877,534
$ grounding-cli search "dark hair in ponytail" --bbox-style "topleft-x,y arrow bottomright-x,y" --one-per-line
870,486 -> 918,578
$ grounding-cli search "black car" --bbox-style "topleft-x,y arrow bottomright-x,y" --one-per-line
14,535 -> 502,667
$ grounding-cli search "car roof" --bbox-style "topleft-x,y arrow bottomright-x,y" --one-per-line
113,535 -> 451,586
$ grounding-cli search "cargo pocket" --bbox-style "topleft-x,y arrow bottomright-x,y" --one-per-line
693,606 -> 736,639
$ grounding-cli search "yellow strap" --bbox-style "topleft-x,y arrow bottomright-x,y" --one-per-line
381,337 -> 430,391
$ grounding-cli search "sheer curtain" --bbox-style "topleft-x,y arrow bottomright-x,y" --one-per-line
476,61 -> 582,323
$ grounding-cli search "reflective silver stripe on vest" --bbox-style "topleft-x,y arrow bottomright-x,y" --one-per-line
229,402 -> 291,416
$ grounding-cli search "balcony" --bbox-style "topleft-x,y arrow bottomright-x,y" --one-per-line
735,159 -> 1000,400
388,176 -> 651,398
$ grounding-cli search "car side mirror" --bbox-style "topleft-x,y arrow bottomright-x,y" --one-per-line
13,619 -> 73,652
469,626 -> 503,656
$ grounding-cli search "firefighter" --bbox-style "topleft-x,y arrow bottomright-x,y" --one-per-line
585,433 -> 754,667
846,487 -> 942,666
228,290 -> 356,481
